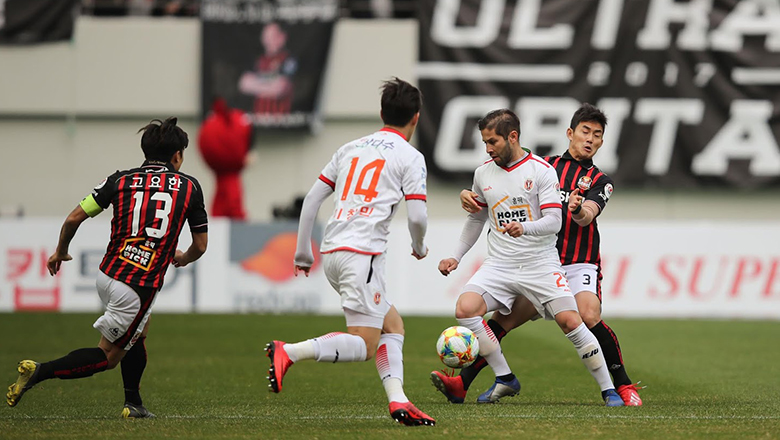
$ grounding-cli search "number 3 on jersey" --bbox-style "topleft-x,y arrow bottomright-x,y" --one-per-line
341,158 -> 385,202
131,191 -> 172,238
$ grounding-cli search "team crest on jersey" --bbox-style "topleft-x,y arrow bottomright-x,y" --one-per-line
374,292 -> 381,305
577,176 -> 592,191
524,178 -> 533,191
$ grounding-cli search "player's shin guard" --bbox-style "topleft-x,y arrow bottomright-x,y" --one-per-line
457,317 -> 511,377
37,348 -> 109,381
460,319 -> 507,390
311,332 -> 367,363
566,323 -> 613,391
121,337 -> 147,406
376,333 -> 408,403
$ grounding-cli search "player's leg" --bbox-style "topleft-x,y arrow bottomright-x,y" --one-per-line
7,272 -> 146,408
120,318 -> 155,418
379,306 -> 434,426
566,263 -> 641,405
266,251 -> 382,393
549,303 -> 623,406
458,296 -> 538,395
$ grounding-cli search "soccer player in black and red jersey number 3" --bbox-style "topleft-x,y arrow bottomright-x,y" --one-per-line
6,117 -> 208,418
432,103 -> 643,406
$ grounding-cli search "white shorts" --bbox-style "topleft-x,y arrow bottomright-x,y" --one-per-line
565,263 -> 601,300
322,251 -> 391,329
93,271 -> 156,351
464,259 -> 574,319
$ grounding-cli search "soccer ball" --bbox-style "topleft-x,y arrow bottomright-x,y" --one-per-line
436,326 -> 480,368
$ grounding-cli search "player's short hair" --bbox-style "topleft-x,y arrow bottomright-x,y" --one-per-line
477,109 -> 521,139
380,77 -> 422,127
570,103 -> 608,132
138,117 -> 189,161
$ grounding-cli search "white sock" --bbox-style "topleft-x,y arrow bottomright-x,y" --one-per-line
566,323 -> 613,391
457,317 -> 512,377
311,332 -> 367,363
376,333 -> 408,403
283,340 -> 315,363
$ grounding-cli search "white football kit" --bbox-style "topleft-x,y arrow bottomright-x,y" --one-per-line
298,128 -> 427,327
464,151 -> 573,318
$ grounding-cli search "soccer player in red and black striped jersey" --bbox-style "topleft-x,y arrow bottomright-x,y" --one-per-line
434,103 -> 642,406
6,117 -> 208,417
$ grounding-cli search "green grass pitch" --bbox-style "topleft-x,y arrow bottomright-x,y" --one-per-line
1,313 -> 778,439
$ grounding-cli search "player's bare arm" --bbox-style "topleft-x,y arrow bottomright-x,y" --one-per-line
568,188 -> 600,227
172,232 -> 208,268
47,205 -> 90,276
438,258 -> 459,276
459,189 -> 481,213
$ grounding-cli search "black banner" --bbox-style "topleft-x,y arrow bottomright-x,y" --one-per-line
418,0 -> 780,188
201,0 -> 338,131
0,0 -> 78,44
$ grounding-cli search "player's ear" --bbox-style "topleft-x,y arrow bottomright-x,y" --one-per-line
411,112 -> 420,127
566,127 -> 574,141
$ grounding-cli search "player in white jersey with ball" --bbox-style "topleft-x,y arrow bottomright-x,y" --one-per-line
266,78 -> 435,426
435,109 -> 624,406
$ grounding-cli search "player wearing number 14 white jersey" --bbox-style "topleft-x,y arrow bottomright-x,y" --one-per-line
264,78 -> 435,427
317,124 -> 427,255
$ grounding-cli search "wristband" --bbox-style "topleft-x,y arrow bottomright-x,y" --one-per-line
572,204 -> 582,215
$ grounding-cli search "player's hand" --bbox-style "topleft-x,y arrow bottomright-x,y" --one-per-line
568,188 -> 583,213
294,265 -> 311,277
411,246 -> 428,260
502,221 -> 524,238
460,190 -> 481,213
172,250 -> 190,268
46,252 -> 72,276
438,258 -> 459,276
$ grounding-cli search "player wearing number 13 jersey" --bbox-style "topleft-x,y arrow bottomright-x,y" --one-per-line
265,78 -> 435,427
7,117 -> 208,419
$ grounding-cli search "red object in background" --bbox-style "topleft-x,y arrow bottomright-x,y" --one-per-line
198,98 -> 253,220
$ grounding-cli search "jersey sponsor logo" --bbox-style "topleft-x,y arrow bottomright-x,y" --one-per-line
483,186 -> 493,191
118,237 -> 157,271
577,175 -> 592,191
524,177 -> 534,191
492,195 -> 532,230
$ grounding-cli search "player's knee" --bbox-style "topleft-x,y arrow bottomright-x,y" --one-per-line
556,311 -> 583,334
455,293 -> 485,319
580,309 -> 601,328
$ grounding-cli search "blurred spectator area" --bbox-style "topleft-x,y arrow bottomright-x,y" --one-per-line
80,0 -> 415,18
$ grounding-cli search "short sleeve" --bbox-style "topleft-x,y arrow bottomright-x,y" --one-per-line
187,177 -> 209,234
81,171 -> 120,217
538,166 -> 563,210
318,149 -> 339,190
470,170 -> 488,208
402,152 -> 427,201
587,173 -> 614,214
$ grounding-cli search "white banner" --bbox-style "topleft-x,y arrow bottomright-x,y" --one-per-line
1,218 -> 778,319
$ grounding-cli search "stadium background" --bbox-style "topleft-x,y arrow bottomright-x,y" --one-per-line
1,2 -> 778,320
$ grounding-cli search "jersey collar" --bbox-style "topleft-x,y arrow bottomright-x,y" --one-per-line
379,127 -> 408,141
142,160 -> 175,171
561,150 -> 593,169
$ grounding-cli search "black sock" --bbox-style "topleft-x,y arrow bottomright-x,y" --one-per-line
589,321 -> 632,387
460,319 -> 508,390
121,337 -> 147,406
37,348 -> 108,381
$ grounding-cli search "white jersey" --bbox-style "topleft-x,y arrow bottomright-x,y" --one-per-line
472,150 -> 562,265
318,128 -> 427,255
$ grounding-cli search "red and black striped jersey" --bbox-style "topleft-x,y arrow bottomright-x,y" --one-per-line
81,161 -> 208,290
544,151 -> 614,266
